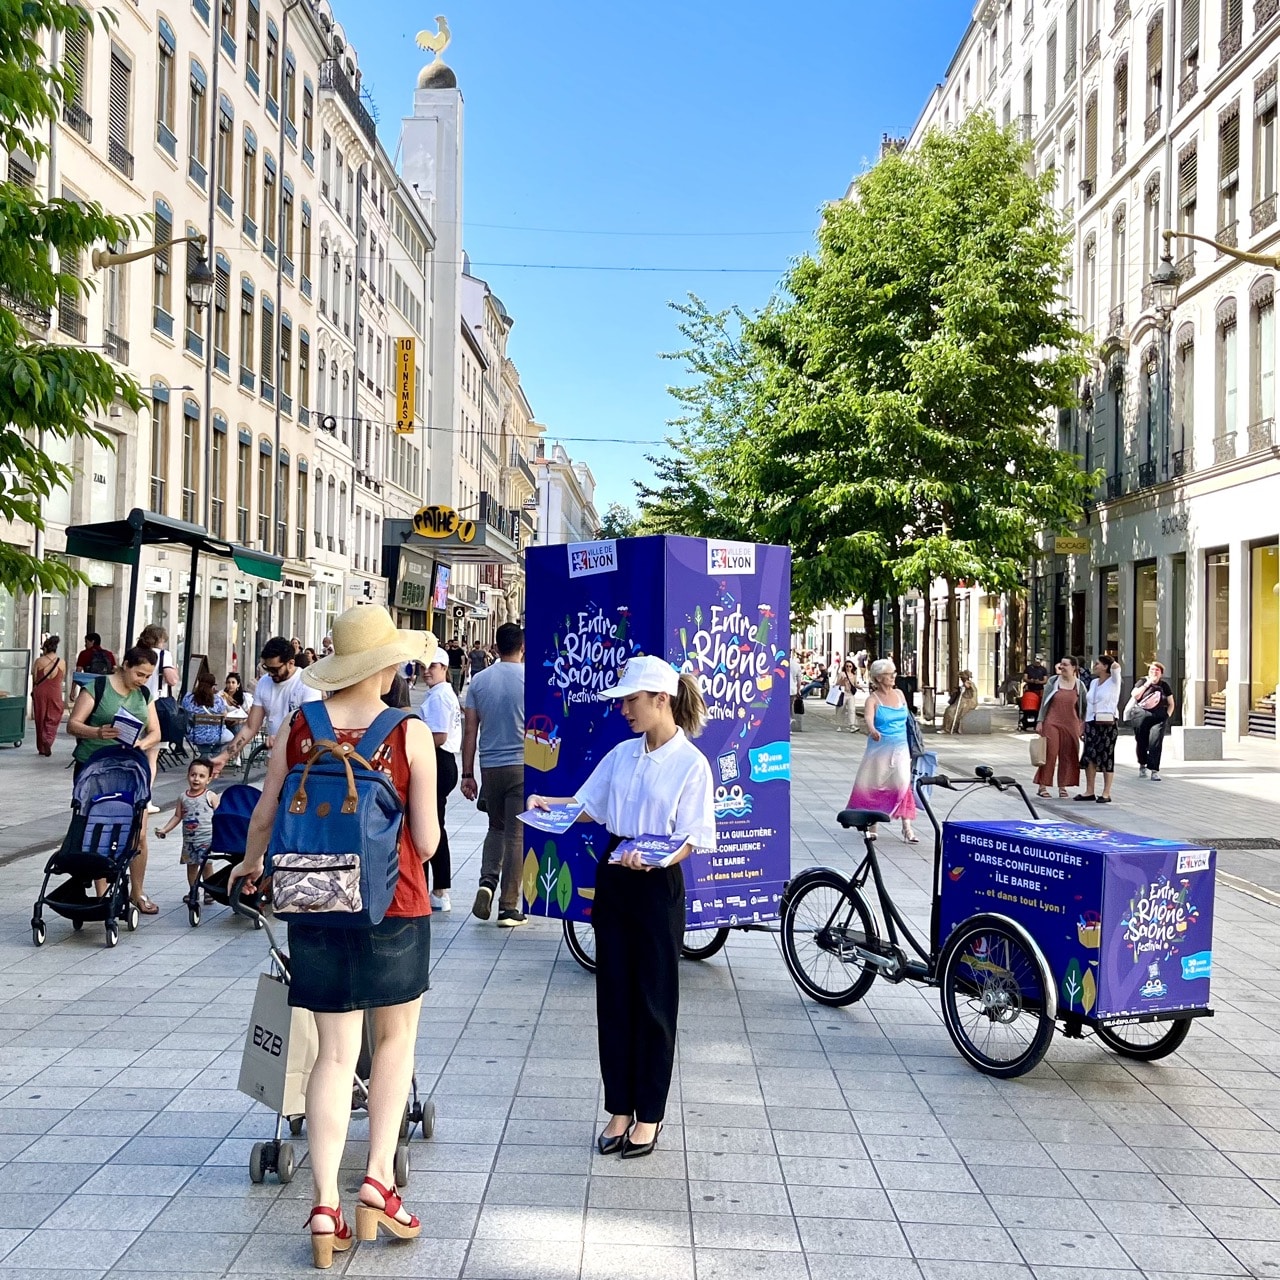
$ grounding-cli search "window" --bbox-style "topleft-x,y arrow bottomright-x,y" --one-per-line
1252,287 -> 1275,427
237,433 -> 250,542
156,21 -> 176,155
299,330 -> 310,419
214,255 -> 230,370
277,452 -> 289,553
104,237 -> 126,346
1065,0 -> 1078,84
184,232 -> 206,356
1175,329 -> 1196,458
152,198 -> 173,334
1143,177 -> 1162,282
282,181 -> 295,269
265,20 -> 279,111
239,281 -> 254,383
245,0 -> 260,90
302,80 -> 314,163
188,61 -> 208,188
1182,0 -> 1200,72
241,127 -> 257,238
1256,75 -> 1278,209
1083,93 -> 1098,193
1063,134 -> 1077,205
321,130 -> 332,196
300,201 -> 312,296
314,468 -> 324,546
182,399 -> 199,523
64,18 -> 89,125
1219,107 -> 1240,235
1113,57 -> 1129,164
108,46 -> 133,175
1217,305 -> 1238,439
1085,0 -> 1100,38
261,298 -> 275,399
257,442 -> 271,543
1221,0 -> 1243,59
150,388 -> 170,512
263,153 -> 277,259
297,465 -> 308,556
215,94 -> 233,211
281,315 -> 293,400
1178,146 -> 1198,245
1083,234 -> 1098,331
1147,14 -> 1164,123
283,50 -> 297,126
1046,26 -> 1057,113
211,419 -> 226,537
326,476 -> 335,549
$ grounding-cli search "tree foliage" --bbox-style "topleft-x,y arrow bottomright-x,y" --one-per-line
596,502 -> 641,540
0,1 -> 144,594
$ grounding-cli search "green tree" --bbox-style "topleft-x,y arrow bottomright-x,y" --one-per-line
0,2 -> 144,595
596,501 -> 640,540
750,114 -> 1093,690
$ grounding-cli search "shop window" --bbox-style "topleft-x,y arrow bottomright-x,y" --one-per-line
1099,567 -> 1120,655
1205,549 -> 1230,725
1134,562 -> 1158,670
1250,542 -> 1278,732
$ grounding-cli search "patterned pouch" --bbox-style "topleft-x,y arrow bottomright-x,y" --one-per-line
270,853 -> 364,915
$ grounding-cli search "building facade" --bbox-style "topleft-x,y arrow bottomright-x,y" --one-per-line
532,442 -> 600,547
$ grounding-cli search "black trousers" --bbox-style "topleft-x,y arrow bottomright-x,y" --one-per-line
432,747 -> 458,892
1134,713 -> 1167,771
592,859 -> 685,1124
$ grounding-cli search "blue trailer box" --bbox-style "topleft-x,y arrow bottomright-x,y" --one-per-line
939,821 -> 1216,1021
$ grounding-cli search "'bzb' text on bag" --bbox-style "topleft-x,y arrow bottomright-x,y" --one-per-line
266,702 -> 410,928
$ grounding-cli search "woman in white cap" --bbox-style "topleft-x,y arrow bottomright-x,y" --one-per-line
528,654 -> 715,1159
230,605 -> 439,1268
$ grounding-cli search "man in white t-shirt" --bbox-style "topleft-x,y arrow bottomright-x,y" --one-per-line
419,653 -> 462,911
213,636 -> 322,774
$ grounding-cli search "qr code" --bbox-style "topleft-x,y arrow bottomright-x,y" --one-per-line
717,752 -> 739,782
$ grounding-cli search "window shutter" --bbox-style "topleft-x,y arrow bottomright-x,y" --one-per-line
108,51 -> 131,146
1115,60 -> 1128,124
1224,0 -> 1243,30
261,300 -> 274,378
154,202 -> 173,272
1046,28 -> 1057,109
1183,0 -> 1200,55
64,22 -> 87,106
1180,147 -> 1198,205
1065,1 -> 1077,69
1147,16 -> 1163,70
1220,113 -> 1240,186
1085,97 -> 1098,176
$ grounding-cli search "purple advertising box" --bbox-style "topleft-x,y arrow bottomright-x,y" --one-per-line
523,536 -> 792,928
940,821 -> 1215,1021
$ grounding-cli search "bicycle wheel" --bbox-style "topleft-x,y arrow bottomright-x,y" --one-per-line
780,868 -> 879,1007
681,926 -> 730,961
1095,1017 -> 1191,1061
562,918 -> 596,973
939,915 -> 1055,1078
242,742 -> 270,785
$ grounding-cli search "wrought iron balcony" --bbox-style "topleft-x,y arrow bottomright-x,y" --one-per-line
1214,432 -> 1238,464
107,137 -> 134,179
1176,251 -> 1196,282
58,303 -> 87,342
1179,67 -> 1197,108
1112,142 -> 1127,173
1085,32 -> 1101,66
1216,220 -> 1239,251
1172,449 -> 1188,477
1248,417 -> 1275,451
1113,0 -> 1130,26
319,59 -> 377,147
1105,473 -> 1124,500
2,287 -> 50,330
1219,23 -> 1242,64
1260,0 -> 1280,28
1138,461 -> 1157,487
63,101 -> 92,142
1145,106 -> 1161,141
103,329 -> 128,364
1252,193 -> 1277,236
1108,304 -> 1125,336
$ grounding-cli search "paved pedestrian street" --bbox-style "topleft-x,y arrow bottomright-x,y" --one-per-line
2,709 -> 1280,1279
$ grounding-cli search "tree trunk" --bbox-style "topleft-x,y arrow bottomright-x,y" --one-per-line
945,577 -> 961,695
1009,592 -> 1028,694
921,593 -> 931,689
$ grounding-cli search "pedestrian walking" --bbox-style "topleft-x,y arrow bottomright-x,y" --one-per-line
229,606 -> 439,1270
74,631 -> 115,676
848,658 -> 918,842
1125,661 -> 1176,781
419,652 -> 461,912
835,659 -> 860,732
154,757 -> 219,905
1034,657 -> 1086,799
65,645 -> 162,912
527,655 -> 715,1160
32,635 -> 65,756
460,623 -> 526,926
1078,656 -> 1122,803
468,640 -> 489,680
446,639 -> 465,694
213,637 -> 323,774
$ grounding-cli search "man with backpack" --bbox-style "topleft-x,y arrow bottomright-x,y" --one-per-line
76,633 -> 116,676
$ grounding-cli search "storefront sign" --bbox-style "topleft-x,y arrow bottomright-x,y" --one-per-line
394,337 -> 415,435
1161,511 -> 1190,537
412,504 -> 476,543
1053,536 -> 1092,556
524,536 -> 792,929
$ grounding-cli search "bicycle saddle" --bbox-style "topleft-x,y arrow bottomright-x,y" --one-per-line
837,809 -> 893,831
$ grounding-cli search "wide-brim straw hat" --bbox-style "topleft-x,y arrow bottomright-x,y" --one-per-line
302,605 -> 437,692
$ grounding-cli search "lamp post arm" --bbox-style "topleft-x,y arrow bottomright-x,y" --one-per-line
1162,228 -> 1280,271
90,233 -> 207,271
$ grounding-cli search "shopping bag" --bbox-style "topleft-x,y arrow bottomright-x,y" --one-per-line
1029,735 -> 1048,768
523,715 -> 561,772
825,687 -> 845,708
237,972 -> 318,1116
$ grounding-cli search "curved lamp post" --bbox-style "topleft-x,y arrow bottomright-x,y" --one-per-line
92,233 -> 214,311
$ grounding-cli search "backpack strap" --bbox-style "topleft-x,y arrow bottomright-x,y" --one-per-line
358,708 -> 412,762
300,698 -> 335,743
91,676 -> 106,716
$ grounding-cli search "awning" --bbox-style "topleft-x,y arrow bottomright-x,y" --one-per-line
65,509 -> 284,581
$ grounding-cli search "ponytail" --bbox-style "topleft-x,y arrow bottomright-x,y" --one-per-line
671,673 -> 708,738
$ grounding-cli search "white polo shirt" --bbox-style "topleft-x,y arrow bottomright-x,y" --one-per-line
420,679 -> 462,754
575,728 -> 717,853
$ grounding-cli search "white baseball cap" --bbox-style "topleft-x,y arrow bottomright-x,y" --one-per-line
599,654 -> 679,700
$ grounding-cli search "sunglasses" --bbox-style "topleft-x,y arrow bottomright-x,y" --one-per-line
262,662 -> 292,682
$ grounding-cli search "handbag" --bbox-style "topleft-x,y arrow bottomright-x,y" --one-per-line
1029,735 -> 1048,767
792,693 -> 806,716
825,687 -> 845,708
237,972 -> 319,1116
905,711 -> 926,760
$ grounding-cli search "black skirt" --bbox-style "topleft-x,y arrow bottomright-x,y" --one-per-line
1080,721 -> 1118,773
286,914 -> 431,1013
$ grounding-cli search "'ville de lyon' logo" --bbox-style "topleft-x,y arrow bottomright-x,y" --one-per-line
708,542 -> 755,574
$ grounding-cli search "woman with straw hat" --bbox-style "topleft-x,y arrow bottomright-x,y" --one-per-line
231,605 -> 440,1268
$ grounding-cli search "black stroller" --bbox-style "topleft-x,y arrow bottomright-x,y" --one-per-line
32,746 -> 151,947
187,784 -> 268,928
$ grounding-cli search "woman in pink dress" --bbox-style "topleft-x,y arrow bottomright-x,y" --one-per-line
31,636 -> 66,757
847,659 -> 918,842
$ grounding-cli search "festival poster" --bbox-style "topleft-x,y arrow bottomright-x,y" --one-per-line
522,536 -> 792,927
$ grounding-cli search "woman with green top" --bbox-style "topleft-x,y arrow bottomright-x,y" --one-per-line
66,645 -> 163,913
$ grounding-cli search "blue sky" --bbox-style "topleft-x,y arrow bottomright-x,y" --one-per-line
342,1 -> 973,512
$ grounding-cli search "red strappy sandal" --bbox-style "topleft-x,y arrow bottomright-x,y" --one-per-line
355,1177 -> 421,1241
306,1205 -> 352,1270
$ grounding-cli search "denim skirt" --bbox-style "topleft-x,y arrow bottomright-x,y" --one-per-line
286,914 -> 431,1012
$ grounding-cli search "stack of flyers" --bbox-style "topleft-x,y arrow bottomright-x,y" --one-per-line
608,835 -> 686,869
517,802 -> 585,835
111,706 -> 145,748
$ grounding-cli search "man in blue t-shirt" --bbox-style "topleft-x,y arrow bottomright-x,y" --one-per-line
461,622 -> 526,927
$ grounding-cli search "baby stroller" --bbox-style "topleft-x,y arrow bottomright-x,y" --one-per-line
187,784 -> 268,928
31,746 -> 151,948
1018,685 -> 1042,732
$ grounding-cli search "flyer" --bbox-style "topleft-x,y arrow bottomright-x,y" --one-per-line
517,803 -> 585,835
609,835 -> 686,868
112,706 -> 144,748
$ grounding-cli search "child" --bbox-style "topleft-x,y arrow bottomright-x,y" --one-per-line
155,758 -> 220,904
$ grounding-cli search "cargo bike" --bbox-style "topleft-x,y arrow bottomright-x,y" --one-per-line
779,766 -> 1216,1077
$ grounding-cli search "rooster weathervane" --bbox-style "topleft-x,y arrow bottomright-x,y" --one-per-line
416,15 -> 451,62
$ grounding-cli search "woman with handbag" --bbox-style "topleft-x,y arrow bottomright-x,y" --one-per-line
847,658 -> 918,842
1124,660 -> 1176,781
1033,658 -> 1086,799
1078,656 -> 1122,803
835,659 -> 860,731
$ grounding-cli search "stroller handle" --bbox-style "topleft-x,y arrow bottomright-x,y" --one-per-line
229,877 -> 289,976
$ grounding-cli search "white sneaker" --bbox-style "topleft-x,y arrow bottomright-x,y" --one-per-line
1150,771 -> 1162,781
146,802 -> 161,814
1138,768 -> 1148,779
431,890 -> 452,912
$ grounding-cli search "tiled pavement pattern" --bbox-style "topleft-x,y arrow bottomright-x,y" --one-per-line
0,705 -> 1279,1278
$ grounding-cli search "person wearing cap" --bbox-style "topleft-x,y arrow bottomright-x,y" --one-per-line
418,650 -> 462,912
527,655 -> 716,1160
230,605 -> 440,1268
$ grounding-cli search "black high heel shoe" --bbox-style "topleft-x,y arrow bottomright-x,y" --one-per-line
620,1122 -> 663,1159
596,1127 -> 629,1155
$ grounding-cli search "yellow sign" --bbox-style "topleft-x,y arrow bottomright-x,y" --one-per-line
1054,536 -> 1092,556
395,337 -> 416,435
412,504 -> 476,543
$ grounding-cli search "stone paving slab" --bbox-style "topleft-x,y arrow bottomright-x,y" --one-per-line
0,702 -> 1278,1276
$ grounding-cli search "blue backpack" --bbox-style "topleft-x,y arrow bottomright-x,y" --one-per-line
266,702 -> 411,928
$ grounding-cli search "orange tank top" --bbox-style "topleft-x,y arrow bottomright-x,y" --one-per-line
286,712 -> 430,919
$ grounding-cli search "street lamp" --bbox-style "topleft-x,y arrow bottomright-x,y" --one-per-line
91,233 -> 213,313
1162,225 -> 1280,270
1148,245 -> 1180,481
1150,248 -> 1181,316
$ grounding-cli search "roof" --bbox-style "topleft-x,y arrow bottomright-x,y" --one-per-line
64,509 -> 284,580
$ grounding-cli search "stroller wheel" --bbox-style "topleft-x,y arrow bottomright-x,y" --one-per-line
105,921 -> 119,948
188,904 -> 201,928
125,903 -> 140,932
277,1142 -> 296,1184
393,1142 -> 410,1189
31,921 -> 45,947
288,1115 -> 304,1136
249,1141 -> 266,1184
422,1100 -> 436,1140
71,918 -> 83,932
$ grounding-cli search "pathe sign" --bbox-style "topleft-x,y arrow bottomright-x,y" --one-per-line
412,504 -> 476,544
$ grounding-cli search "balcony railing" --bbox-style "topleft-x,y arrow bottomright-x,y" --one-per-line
63,101 -> 92,142
221,28 -> 236,61
1112,142 -> 1127,173
217,188 -> 233,218
58,304 -> 87,342
157,121 -> 177,159
1137,460 -> 1157,487
1247,417 -> 1275,452
188,156 -> 207,190
1,287 -> 50,330
240,365 -> 255,391
182,487 -> 197,523
296,528 -> 306,560
153,306 -> 175,338
1002,45 -> 1012,71
1217,220 -> 1239,252
103,329 -> 129,364
1260,0 -> 1280,28
1176,251 -> 1196,282
1145,106 -> 1162,141
108,137 -> 134,178
210,497 -> 224,539
1179,67 -> 1198,108
1105,473 -> 1123,500
1220,23 -> 1243,64
1214,431 -> 1238,464
1108,304 -> 1125,336
1172,449 -> 1189,477
303,143 -> 314,169
237,506 -> 249,543
1085,32 -> 1100,65
261,379 -> 275,405
150,477 -> 166,511
258,513 -> 269,545
243,213 -> 257,242
185,328 -> 204,358
1252,193 -> 1277,235
319,59 -> 377,146
1113,0 -> 1130,25
215,349 -> 230,376
301,275 -> 312,300
988,67 -> 997,95
264,237 -> 277,264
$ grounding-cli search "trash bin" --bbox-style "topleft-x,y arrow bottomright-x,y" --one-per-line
0,649 -> 30,748
895,674 -> 918,710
